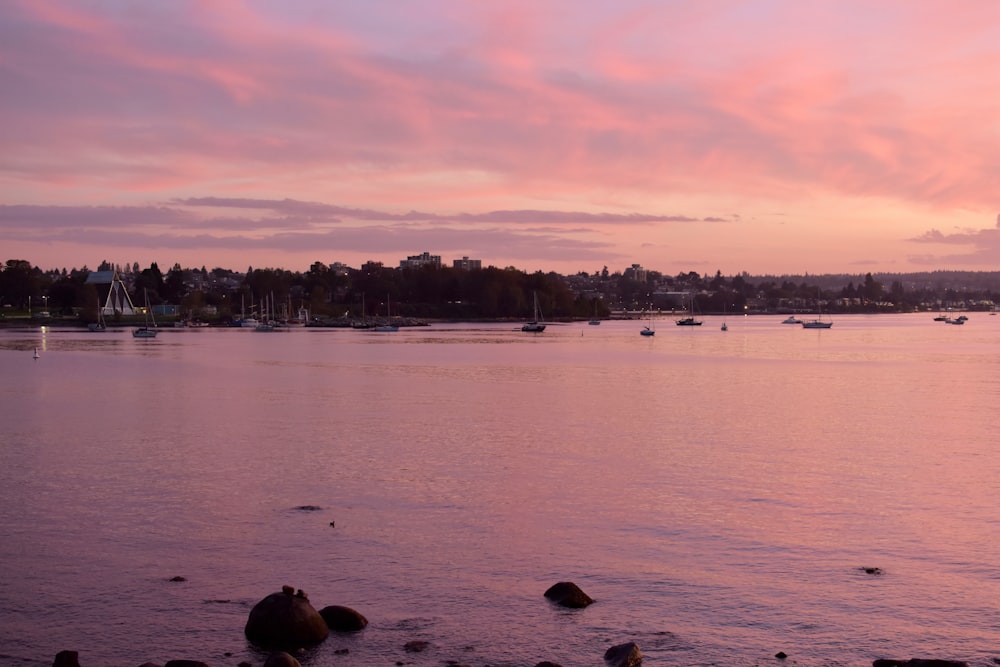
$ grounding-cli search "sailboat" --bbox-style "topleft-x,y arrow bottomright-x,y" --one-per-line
801,290 -> 833,328
588,299 -> 601,325
254,293 -> 277,331
675,293 -> 703,326
132,289 -> 158,338
352,294 -> 374,329
88,296 -> 107,332
374,294 -> 398,332
640,307 -> 655,336
522,291 -> 546,332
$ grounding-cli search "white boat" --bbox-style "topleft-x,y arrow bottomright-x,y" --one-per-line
132,289 -> 158,338
374,293 -> 398,332
675,293 -> 702,326
781,315 -> 803,324
522,291 -> 546,332
238,294 -> 260,327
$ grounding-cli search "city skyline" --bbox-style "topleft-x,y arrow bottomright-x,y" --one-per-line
2,1 -> 1000,276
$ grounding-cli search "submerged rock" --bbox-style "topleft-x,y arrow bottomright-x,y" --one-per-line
244,587 -> 329,648
319,604 -> 368,631
873,661 -> 968,667
543,581 -> 594,608
404,640 -> 430,653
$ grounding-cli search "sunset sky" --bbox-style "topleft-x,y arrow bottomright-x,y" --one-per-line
2,0 -> 999,276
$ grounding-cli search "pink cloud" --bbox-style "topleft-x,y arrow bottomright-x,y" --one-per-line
3,1 -> 1000,274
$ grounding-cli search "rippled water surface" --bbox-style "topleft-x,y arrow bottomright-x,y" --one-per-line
1,315 -> 998,666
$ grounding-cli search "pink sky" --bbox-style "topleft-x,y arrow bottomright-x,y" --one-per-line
2,0 -> 999,275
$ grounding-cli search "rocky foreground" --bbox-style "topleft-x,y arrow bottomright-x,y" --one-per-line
48,582 -> 975,667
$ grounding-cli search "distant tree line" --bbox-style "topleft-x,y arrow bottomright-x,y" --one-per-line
2,257 -> 999,323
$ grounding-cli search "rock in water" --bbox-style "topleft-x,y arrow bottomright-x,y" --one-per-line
245,588 -> 330,648
52,651 -> 80,667
543,581 -> 594,608
319,605 -> 369,631
263,652 -> 302,667
604,642 -> 643,667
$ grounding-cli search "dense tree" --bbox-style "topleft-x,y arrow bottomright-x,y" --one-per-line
4,258 -> 1000,322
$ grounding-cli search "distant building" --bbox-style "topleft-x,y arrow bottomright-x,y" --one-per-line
623,263 -> 648,282
400,252 -> 441,269
328,262 -> 351,276
85,269 -> 136,315
452,256 -> 482,270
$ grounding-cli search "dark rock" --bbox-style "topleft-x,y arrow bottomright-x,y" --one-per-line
776,652 -> 787,659
543,581 -> 594,608
263,652 -> 301,667
293,505 -> 322,511
861,567 -> 884,575
52,651 -> 80,667
169,576 -> 187,582
319,604 -> 369,631
604,642 -> 642,667
138,663 -> 164,667
165,661 -> 211,667
404,640 -> 430,653
535,662 -> 565,667
874,661 -> 903,667
244,588 -> 330,648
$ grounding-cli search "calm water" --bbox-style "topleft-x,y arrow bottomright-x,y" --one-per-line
1,315 -> 998,667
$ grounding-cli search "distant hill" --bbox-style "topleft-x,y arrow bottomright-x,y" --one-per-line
748,270 -> 1000,291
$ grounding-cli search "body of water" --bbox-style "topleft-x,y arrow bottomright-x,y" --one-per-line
1,314 -> 998,666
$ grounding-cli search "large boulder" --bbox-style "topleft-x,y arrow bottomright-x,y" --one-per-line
319,605 -> 368,631
874,661 -> 968,667
164,661 -> 211,667
604,642 -> 642,667
52,651 -> 80,667
543,582 -> 594,608
244,587 -> 329,648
